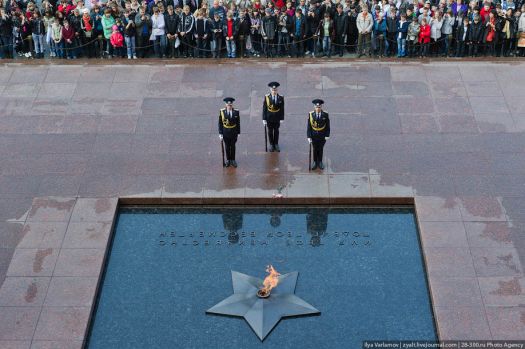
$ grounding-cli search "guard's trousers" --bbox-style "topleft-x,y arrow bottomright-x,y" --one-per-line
267,122 -> 280,146
312,139 -> 326,164
224,136 -> 237,161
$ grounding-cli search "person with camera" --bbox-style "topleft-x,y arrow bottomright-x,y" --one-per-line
276,8 -> 290,57
306,7 -> 319,56
211,11 -> 223,58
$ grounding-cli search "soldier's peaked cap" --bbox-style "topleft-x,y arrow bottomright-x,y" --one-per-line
223,97 -> 235,104
312,99 -> 324,106
268,82 -> 280,88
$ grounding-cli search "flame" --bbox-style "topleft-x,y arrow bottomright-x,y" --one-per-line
261,265 -> 280,294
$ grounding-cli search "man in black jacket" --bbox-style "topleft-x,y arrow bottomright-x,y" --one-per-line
468,14 -> 483,56
305,7 -> 319,56
218,97 -> 241,168
385,6 -> 397,56
262,82 -> 285,153
290,8 -> 306,57
165,5 -> 180,57
455,16 -> 469,57
346,5 -> 358,53
194,9 -> 209,58
333,4 -> 347,56
237,8 -> 251,58
0,9 -> 12,59
68,8 -> 83,57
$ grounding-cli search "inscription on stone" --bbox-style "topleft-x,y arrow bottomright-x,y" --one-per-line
158,230 -> 372,247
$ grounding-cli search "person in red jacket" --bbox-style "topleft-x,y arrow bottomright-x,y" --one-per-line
58,0 -> 75,16
110,25 -> 125,58
479,2 -> 493,23
418,18 -> 431,57
61,19 -> 76,59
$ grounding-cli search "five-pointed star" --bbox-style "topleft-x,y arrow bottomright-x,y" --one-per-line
206,271 -> 320,341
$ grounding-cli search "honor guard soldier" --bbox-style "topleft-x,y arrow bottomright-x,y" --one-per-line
218,97 -> 241,168
307,99 -> 330,170
262,82 -> 285,152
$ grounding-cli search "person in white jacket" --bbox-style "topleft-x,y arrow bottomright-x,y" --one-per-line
150,6 -> 167,57
518,6 -> 525,56
430,12 -> 443,56
357,6 -> 373,57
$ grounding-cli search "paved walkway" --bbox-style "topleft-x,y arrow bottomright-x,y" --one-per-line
0,61 -> 524,347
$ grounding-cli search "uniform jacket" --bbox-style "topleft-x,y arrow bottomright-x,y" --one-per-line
307,110 -> 330,140
218,108 -> 241,138
262,94 -> 285,123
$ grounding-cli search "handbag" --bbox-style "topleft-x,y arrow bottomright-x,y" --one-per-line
518,32 -> 525,48
486,29 -> 494,42
175,37 -> 181,48
246,35 -> 252,50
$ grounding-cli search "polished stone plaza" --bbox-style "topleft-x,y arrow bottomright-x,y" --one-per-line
0,60 -> 524,348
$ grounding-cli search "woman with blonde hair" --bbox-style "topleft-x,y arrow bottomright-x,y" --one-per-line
194,1 -> 209,18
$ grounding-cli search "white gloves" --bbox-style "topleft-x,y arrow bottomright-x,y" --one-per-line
308,138 -> 312,144
219,135 -> 223,140
263,120 -> 267,125
325,137 -> 329,140
280,120 -> 284,123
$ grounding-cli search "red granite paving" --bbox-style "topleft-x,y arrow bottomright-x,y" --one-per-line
0,61 -> 524,346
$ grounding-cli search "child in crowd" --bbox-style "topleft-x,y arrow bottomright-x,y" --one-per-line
110,24 -> 125,58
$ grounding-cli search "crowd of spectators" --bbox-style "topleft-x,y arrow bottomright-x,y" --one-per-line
0,0 -> 524,59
